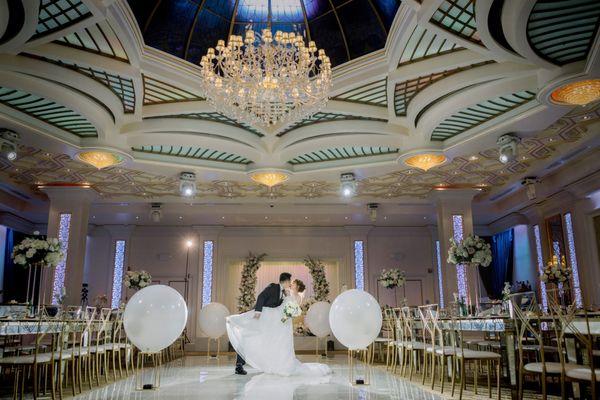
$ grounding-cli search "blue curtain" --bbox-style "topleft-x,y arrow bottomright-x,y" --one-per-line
479,229 -> 514,300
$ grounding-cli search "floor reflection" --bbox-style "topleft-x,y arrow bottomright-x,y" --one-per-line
73,355 -> 444,400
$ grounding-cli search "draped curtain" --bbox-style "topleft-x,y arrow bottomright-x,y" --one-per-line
479,229 -> 514,300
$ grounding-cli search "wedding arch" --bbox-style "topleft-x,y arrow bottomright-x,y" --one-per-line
236,253 -> 330,312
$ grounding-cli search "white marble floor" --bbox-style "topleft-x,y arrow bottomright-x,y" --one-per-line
73,354 -> 445,400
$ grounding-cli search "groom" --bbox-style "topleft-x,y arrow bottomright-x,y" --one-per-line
235,272 -> 292,375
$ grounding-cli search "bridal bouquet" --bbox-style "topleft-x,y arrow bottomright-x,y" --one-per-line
123,270 -> 152,291
540,255 -> 571,284
12,236 -> 64,268
377,268 -> 406,289
281,301 -> 302,323
447,235 -> 492,267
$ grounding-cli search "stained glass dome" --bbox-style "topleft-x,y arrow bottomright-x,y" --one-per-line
126,0 -> 401,67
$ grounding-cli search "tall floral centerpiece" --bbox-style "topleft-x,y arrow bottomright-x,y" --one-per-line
123,270 -> 152,291
304,256 -> 330,302
540,255 -> 572,305
12,236 -> 64,305
377,268 -> 406,306
447,235 -> 492,312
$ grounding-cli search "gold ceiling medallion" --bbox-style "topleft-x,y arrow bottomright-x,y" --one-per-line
404,154 -> 447,171
199,29 -> 332,132
551,79 -> 600,105
248,169 -> 290,188
77,151 -> 122,169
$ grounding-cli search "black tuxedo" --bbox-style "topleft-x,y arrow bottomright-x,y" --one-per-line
235,283 -> 285,368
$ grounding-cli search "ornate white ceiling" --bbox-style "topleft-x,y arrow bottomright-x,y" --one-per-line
0,0 -> 598,204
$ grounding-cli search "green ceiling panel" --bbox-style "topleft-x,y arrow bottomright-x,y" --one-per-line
430,0 -> 482,45
333,79 -> 387,107
288,146 -> 398,165
431,90 -> 536,141
132,145 -> 253,165
398,25 -> 463,66
33,0 -> 92,39
527,0 -> 600,65
0,86 -> 97,137
55,21 -> 129,61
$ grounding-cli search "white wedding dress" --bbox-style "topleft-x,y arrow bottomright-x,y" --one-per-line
226,295 -> 331,377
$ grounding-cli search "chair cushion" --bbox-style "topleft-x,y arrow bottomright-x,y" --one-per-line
457,350 -> 501,359
405,341 -> 426,350
566,367 -> 600,381
477,340 -> 501,348
374,338 -> 393,343
523,362 -> 579,374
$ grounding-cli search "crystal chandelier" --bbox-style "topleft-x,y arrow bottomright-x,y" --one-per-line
199,29 -> 332,131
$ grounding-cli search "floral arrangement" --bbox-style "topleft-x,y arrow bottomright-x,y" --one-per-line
237,253 -> 267,312
123,270 -> 152,291
540,255 -> 572,284
377,268 -> 406,289
12,236 -> 63,268
301,296 -> 317,314
304,256 -> 330,301
281,301 -> 302,323
447,235 -> 492,267
93,294 -> 108,309
502,282 -> 512,301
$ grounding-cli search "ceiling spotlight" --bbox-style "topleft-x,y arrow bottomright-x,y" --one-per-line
340,172 -> 357,197
179,172 -> 197,197
0,129 -> 19,161
497,134 -> 519,164
149,203 -> 162,223
186,240 -> 193,248
367,203 -> 379,222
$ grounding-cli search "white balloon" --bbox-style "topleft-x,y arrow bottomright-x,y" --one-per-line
329,289 -> 382,350
305,301 -> 331,338
124,285 -> 188,353
198,303 -> 230,338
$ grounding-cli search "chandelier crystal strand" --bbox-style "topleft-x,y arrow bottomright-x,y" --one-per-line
199,29 -> 332,131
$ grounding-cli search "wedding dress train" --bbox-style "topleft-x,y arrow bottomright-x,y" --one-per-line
226,299 -> 331,377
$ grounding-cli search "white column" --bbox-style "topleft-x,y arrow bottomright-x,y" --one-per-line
42,186 -> 96,305
430,189 -> 480,307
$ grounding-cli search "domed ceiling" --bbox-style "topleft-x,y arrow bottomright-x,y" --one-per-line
126,0 -> 400,67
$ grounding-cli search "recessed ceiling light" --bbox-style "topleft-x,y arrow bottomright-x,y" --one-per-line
92,215 -> 96,219
468,155 -> 479,161
383,216 -> 387,220
304,216 -> 308,219
178,216 -> 183,220
249,169 -> 290,187
551,79 -> 600,105
222,216 -> 225,219
265,216 -> 268,219
135,216 -> 139,220
404,153 -> 447,171
344,216 -> 349,220
77,150 -> 123,169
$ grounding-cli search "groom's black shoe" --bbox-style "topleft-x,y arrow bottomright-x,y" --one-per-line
235,366 -> 247,375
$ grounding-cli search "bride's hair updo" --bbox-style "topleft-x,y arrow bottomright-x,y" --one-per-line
293,279 -> 306,293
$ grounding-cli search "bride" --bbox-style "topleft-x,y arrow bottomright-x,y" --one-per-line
227,273 -> 331,377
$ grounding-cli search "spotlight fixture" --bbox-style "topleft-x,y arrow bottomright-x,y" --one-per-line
340,172 -> 357,197
367,203 -> 379,222
0,129 -> 19,161
149,203 -> 162,223
179,172 -> 197,197
497,134 -> 519,164
521,177 -> 539,201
